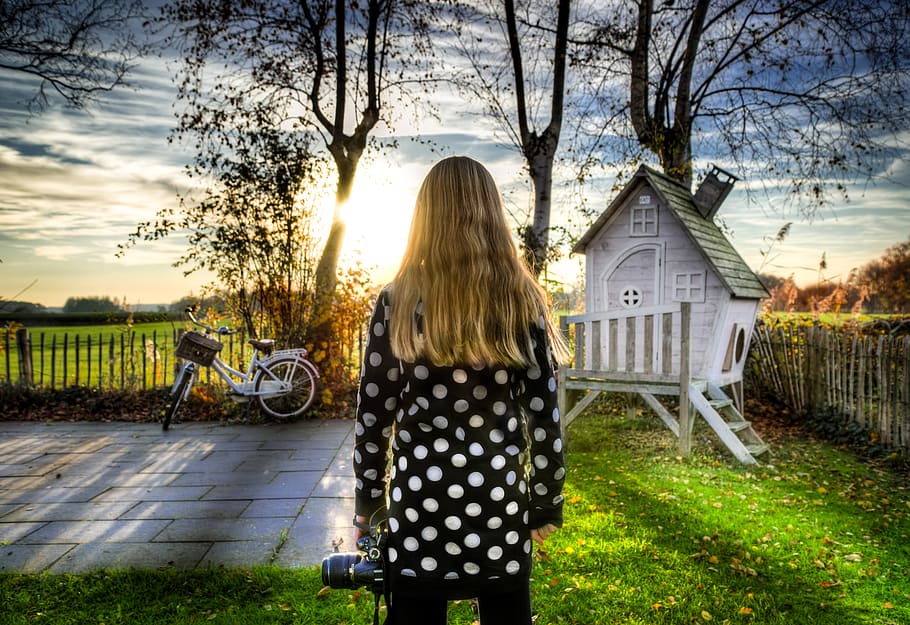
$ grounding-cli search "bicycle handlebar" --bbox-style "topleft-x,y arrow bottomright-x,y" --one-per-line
184,307 -> 240,336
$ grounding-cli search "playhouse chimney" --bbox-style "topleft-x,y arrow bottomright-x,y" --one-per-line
693,165 -> 739,219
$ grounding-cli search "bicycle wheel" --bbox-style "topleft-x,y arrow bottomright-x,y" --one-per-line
163,363 -> 194,431
255,357 -> 317,419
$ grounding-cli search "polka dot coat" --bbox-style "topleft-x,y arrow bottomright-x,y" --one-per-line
354,287 -> 565,599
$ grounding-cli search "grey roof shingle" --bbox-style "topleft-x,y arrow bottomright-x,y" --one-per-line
574,165 -> 769,300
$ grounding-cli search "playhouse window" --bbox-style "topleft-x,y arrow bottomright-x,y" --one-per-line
619,286 -> 642,308
673,272 -> 705,302
630,206 -> 657,236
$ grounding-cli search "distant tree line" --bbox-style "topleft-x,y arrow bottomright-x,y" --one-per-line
760,236 -> 910,315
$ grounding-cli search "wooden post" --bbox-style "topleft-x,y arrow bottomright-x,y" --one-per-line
15,328 -> 33,385
678,302 -> 692,457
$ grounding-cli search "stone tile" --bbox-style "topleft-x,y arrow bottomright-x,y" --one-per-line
241,498 -> 303,518
0,544 -> 75,573
155,516 -> 291,542
0,521 -> 46,543
203,471 -> 322,501
170,470 -> 278,487
48,542 -> 211,573
310,474 -> 355,498
0,485 -> 110,505
0,501 -> 136,522
21,519 -> 170,544
122,500 -> 251,520
199,540 -> 276,568
91,485 -> 213,502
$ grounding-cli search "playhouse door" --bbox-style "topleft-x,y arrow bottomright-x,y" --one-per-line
602,244 -> 662,310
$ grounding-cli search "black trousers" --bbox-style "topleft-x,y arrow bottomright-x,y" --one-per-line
386,587 -> 532,625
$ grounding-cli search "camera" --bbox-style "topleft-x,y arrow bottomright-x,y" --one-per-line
321,523 -> 387,593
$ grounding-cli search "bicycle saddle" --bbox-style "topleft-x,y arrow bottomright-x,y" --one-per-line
249,339 -> 275,355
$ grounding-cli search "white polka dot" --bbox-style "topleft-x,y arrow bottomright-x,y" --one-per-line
489,429 -> 504,443
414,365 -> 429,379
469,415 -> 485,428
447,484 -> 464,499
445,516 -> 462,530
464,533 -> 481,548
444,572 -> 459,580
505,530 -> 519,544
408,476 -> 422,491
534,427 -> 546,442
548,377 -> 557,392
417,397 -> 429,409
391,487 -> 402,502
365,442 -> 379,454
465,502 -> 482,516
445,542 -> 462,555
487,546 -> 503,560
523,540 -> 532,554
434,438 -> 450,453
455,427 -> 466,440
402,568 -> 417,577
421,557 -> 438,571
432,384 -> 448,399
534,455 -> 549,469
388,547 -> 398,562
506,470 -> 517,485
453,369 -> 468,383
505,501 -> 519,515
468,472 -> 484,487
527,366 -> 541,380
362,412 -> 377,426
534,483 -> 548,495
364,468 -> 378,480
487,516 -> 502,529
405,507 -> 419,522
421,526 -> 438,541
389,517 -> 399,532
473,386 -> 488,400
422,498 -> 439,512
469,442 -> 484,456
453,399 -> 469,412
553,438 -> 563,452
554,467 -> 565,480
490,455 -> 506,470
464,562 -> 480,575
372,322 -> 385,336
387,368 -> 399,381
365,383 -> 379,397
355,422 -> 364,436
398,430 -> 412,443
414,445 -> 428,460
492,401 -> 507,415
369,352 -> 382,367
490,486 -> 505,501
433,416 -> 448,429
403,537 -> 419,551
494,370 -> 509,384
418,422 -> 432,433
529,397 -> 544,411
398,456 -> 408,471
507,417 -> 519,432
451,454 -> 467,467
506,560 -> 521,574
426,466 -> 443,481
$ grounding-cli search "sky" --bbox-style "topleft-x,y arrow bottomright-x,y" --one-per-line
1,41 -> 908,309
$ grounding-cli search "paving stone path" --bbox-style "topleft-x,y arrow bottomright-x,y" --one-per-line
0,419 -> 355,574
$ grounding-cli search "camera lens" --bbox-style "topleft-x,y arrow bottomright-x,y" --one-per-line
321,553 -> 361,589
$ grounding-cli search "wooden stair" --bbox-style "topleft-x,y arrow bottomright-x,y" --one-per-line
688,383 -> 769,465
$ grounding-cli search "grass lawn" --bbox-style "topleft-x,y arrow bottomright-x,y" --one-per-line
1,400 -> 908,624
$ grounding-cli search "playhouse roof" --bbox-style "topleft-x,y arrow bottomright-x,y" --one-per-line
573,165 -> 769,300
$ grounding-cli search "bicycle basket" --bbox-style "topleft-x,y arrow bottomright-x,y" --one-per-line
175,331 -> 223,365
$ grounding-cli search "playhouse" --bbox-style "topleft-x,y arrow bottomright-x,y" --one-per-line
559,164 -> 771,464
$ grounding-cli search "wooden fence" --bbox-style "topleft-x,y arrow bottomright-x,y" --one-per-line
3,327 -> 265,391
749,323 -> 910,453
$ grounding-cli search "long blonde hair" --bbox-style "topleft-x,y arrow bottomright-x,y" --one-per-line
390,156 -> 567,368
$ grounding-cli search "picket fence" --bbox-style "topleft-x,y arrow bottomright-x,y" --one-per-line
749,323 -> 910,454
4,327 -> 259,390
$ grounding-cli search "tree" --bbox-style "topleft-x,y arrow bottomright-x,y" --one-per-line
858,236 -> 910,313
157,0 -> 434,343
0,0 -> 149,111
445,0 -> 571,276
63,296 -> 124,314
574,0 -> 910,210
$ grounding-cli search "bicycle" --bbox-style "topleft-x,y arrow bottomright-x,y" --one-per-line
163,307 -> 319,430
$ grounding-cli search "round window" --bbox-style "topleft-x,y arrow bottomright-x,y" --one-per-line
620,286 -> 642,309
